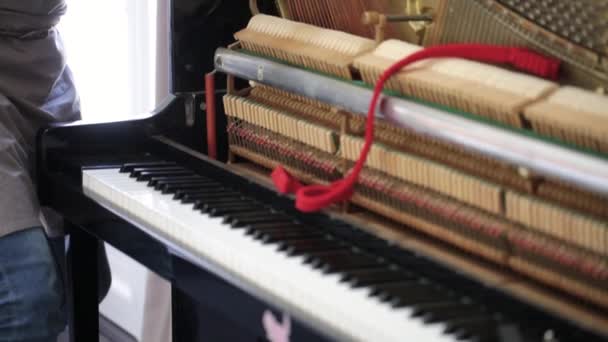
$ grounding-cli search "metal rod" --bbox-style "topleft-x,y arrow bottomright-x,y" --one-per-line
214,48 -> 608,197
385,14 -> 433,22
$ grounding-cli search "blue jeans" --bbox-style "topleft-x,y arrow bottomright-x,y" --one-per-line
0,227 -> 66,342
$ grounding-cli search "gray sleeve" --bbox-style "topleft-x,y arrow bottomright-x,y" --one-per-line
0,0 -> 66,36
0,28 -> 80,123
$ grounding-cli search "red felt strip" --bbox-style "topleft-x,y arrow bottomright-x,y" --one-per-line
206,72 -> 217,160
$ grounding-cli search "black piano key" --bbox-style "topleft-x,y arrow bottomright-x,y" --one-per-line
253,230 -> 325,244
192,195 -> 246,205
244,222 -> 303,231
326,225 -> 392,252
370,282 -> 451,307
328,224 -> 379,242
153,178 -> 212,193
130,165 -> 185,174
371,279 -> 432,301
386,253 -> 437,270
212,199 -> 264,208
178,189 -> 234,201
150,177 -> 210,186
493,323 -> 527,342
195,198 -> 253,211
131,167 -> 187,179
120,161 -> 176,173
303,251 -> 382,272
245,223 -> 322,238
444,315 -> 498,339
322,259 -> 384,274
249,225 -> 316,235
160,181 -> 221,194
194,200 -> 258,214
418,303 -> 486,324
149,174 -> 209,182
411,297 -> 475,316
403,262 -> 469,285
302,249 -> 354,260
176,183 -> 229,191
279,238 -> 347,256
226,213 -> 294,227
341,268 -> 415,287
135,170 -> 195,181
148,175 -> 207,187
208,204 -> 266,217
411,300 -> 458,317
245,224 -> 310,235
83,164 -> 126,170
225,211 -> 295,224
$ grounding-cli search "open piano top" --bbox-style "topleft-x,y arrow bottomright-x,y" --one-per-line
38,0 -> 608,341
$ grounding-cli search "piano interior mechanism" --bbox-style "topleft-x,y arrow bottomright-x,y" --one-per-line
39,0 -> 608,341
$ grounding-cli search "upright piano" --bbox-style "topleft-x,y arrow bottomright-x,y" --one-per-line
38,0 -> 608,341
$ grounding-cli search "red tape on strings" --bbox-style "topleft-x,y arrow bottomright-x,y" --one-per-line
271,44 -> 560,213
206,72 -> 218,160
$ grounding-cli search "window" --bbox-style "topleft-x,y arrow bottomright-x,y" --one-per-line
59,0 -> 157,120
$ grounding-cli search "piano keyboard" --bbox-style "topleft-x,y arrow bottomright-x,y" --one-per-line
82,162 -> 566,341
